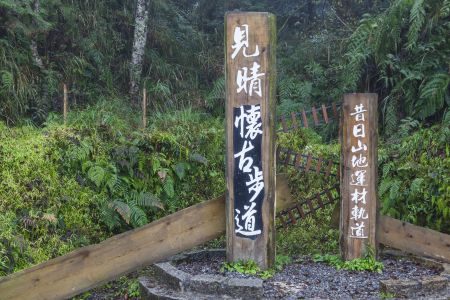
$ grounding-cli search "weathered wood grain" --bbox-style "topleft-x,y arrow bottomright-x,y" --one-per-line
378,215 -> 450,263
340,93 -> 379,260
0,172 -> 295,300
0,196 -> 226,300
225,12 -> 277,270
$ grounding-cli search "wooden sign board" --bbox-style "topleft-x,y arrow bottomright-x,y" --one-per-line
340,93 -> 379,260
225,12 -> 276,269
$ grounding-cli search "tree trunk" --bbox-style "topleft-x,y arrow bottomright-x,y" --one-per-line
30,0 -> 44,69
129,0 -> 150,101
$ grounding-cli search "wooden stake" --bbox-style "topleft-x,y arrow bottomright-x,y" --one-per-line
225,12 -> 277,270
63,83 -> 68,125
340,93 -> 379,260
142,88 -> 147,128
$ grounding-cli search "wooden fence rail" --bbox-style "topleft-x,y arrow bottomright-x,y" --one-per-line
1,193 -> 449,299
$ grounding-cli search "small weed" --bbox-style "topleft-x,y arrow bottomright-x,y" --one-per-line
220,260 -> 260,275
275,255 -> 292,271
312,252 -> 383,273
380,291 -> 396,299
221,255 -> 293,280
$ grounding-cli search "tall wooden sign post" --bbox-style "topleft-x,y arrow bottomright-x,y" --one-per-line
340,93 -> 379,260
225,12 -> 276,270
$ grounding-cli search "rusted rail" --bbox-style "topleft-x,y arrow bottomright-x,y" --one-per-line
276,147 -> 339,178
278,102 -> 340,132
276,184 -> 339,229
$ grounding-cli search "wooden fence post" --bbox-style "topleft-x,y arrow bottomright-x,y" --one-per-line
63,83 -> 68,125
142,88 -> 147,128
225,12 -> 277,270
340,93 -> 379,260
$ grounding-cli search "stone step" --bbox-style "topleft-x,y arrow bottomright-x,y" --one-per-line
152,262 -> 189,291
139,276 -> 233,300
148,252 -> 263,299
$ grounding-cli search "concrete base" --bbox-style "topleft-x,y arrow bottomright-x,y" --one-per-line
139,249 -> 263,300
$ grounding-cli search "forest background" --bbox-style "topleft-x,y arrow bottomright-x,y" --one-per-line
0,0 -> 449,280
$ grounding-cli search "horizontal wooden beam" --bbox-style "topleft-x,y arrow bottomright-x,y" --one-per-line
1,188 -> 448,300
0,196 -> 226,300
378,215 -> 450,263
0,174 -> 295,300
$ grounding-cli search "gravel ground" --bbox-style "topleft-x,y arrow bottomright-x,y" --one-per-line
177,254 -> 442,299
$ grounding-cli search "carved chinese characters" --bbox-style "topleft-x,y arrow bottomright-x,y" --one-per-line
340,93 -> 378,260
225,12 -> 276,269
233,105 -> 264,238
349,104 -> 369,238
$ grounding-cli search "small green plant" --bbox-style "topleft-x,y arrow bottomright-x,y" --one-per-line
259,269 -> 275,280
220,260 -> 260,275
115,276 -> 140,298
380,291 -> 396,299
220,255 -> 293,280
127,279 -> 141,298
313,251 -> 383,273
275,255 -> 292,271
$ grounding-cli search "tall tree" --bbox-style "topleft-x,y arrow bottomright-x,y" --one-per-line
129,0 -> 150,101
30,0 -> 44,69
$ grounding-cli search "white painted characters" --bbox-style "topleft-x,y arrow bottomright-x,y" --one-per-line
349,103 -> 369,239
233,104 -> 264,237
231,24 -> 265,97
236,62 -> 265,97
231,24 -> 260,59
231,23 -> 266,238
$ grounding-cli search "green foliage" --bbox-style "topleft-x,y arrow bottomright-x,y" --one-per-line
313,250 -> 383,273
276,127 -> 340,256
0,102 -> 226,275
275,255 -> 292,271
221,259 -> 261,276
378,123 -> 450,233
380,291 -> 396,299
220,255 -> 292,280
341,0 -> 450,133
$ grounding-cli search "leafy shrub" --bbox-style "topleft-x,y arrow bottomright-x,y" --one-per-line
379,122 -> 450,233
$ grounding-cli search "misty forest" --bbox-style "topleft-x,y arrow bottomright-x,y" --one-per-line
0,0 -> 449,299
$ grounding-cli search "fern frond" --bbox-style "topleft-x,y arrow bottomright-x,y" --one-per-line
441,0 -> 450,17
128,202 -> 148,228
87,165 -> 105,187
407,0 -> 425,49
382,96 -> 398,135
206,76 -> 225,109
409,178 -> 424,195
134,192 -> 164,209
108,200 -> 131,224
163,176 -> 175,198
417,73 -> 450,119
100,202 -> 121,230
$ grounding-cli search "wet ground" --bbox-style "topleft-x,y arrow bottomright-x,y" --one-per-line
177,254 -> 442,299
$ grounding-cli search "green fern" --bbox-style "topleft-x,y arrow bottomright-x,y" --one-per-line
0,70 -> 13,90
206,76 -> 225,109
108,200 -> 131,224
417,73 -> 449,119
163,176 -> 175,198
87,165 -> 105,187
128,202 -> 148,227
132,191 -> 163,209
441,0 -> 450,17
407,0 -> 425,49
